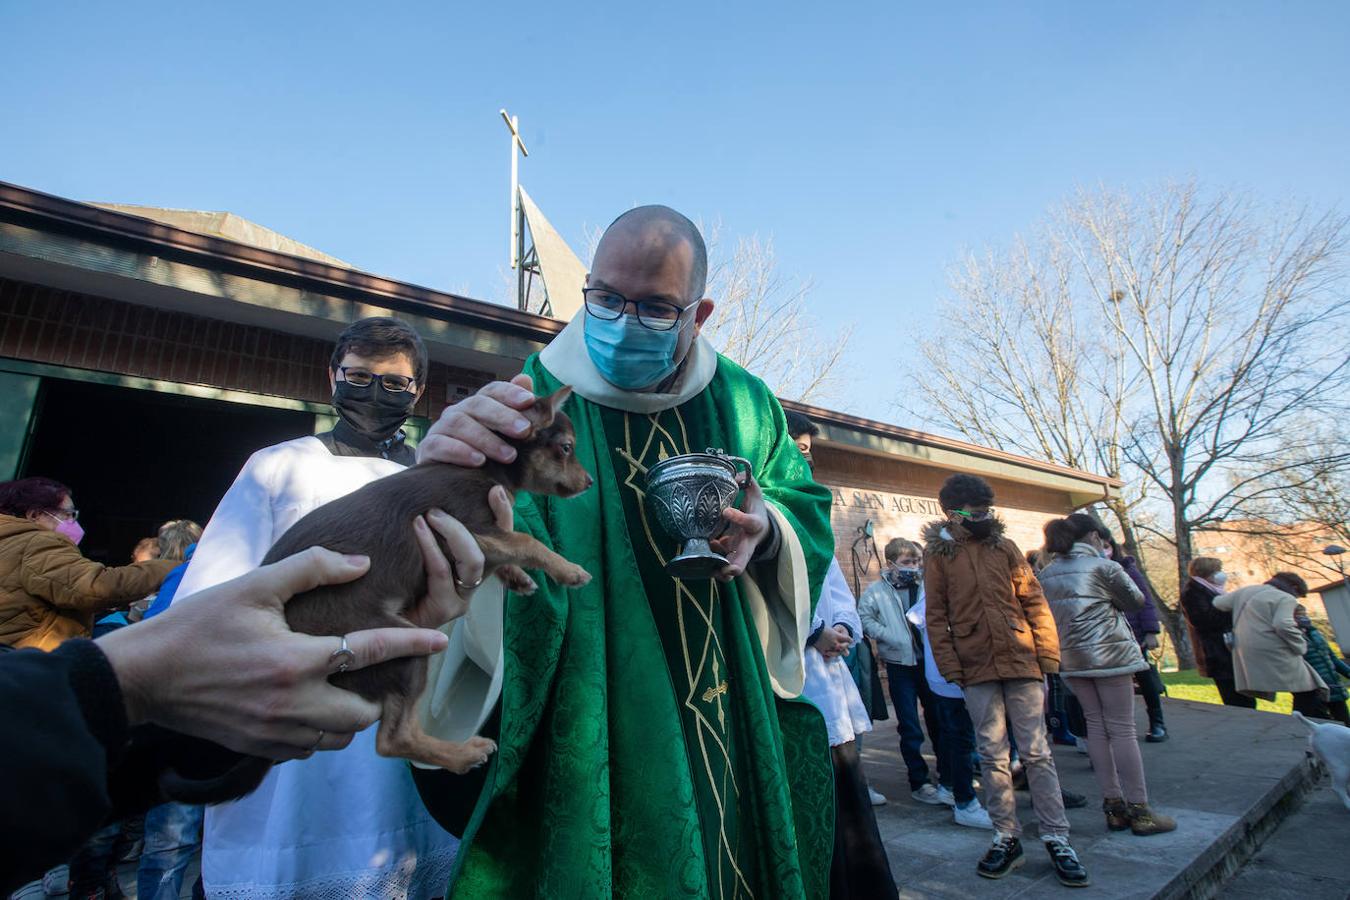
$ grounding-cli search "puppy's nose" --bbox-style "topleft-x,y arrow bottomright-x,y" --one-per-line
585,472 -> 594,488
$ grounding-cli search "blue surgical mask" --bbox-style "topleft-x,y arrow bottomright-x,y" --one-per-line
584,311 -> 688,389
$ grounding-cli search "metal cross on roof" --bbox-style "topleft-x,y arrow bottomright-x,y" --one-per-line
499,109 -> 529,271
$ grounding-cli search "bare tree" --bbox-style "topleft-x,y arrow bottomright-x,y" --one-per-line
586,218 -> 855,405
701,234 -> 854,405
908,181 -> 1350,667
906,229 -> 1194,659
1069,184 -> 1350,608
1217,431 -> 1350,583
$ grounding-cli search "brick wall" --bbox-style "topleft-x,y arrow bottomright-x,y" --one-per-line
813,443 -> 1071,594
0,278 -> 493,419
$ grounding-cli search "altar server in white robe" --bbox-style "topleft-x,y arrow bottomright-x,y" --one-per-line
803,558 -> 899,899
174,318 -> 504,900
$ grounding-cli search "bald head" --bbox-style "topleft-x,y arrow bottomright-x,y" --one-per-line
596,205 -> 708,301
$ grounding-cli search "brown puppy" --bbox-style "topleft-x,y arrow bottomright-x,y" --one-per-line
164,385 -> 592,803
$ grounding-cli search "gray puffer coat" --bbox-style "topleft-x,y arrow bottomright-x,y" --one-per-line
1037,543 -> 1148,678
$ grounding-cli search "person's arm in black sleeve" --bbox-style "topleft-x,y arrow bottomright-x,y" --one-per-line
0,640 -> 129,893
0,642 -> 255,893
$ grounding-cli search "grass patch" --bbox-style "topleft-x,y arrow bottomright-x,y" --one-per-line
1160,669 -> 1292,714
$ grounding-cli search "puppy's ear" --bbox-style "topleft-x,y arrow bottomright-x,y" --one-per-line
522,385 -> 572,432
547,386 -> 574,418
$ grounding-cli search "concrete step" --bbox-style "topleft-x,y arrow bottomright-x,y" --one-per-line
863,698 -> 1319,899
1216,779 -> 1350,899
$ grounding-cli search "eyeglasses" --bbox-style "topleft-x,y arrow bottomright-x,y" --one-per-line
338,367 -> 416,394
582,288 -> 692,332
952,508 -> 994,522
46,508 -> 79,522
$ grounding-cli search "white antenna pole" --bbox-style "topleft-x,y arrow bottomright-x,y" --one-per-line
500,109 -> 529,270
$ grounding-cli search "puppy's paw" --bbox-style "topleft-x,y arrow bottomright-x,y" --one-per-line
553,563 -> 592,587
496,564 -> 538,595
447,736 -> 498,774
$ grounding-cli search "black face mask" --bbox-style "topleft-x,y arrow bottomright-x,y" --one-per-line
964,518 -> 995,540
332,380 -> 416,442
885,568 -> 921,589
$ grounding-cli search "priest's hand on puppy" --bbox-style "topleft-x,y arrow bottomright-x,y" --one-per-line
418,374 -> 537,466
710,474 -> 775,583
96,538 -> 473,761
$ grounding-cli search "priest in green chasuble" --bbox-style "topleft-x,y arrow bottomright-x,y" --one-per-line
413,206 -> 836,898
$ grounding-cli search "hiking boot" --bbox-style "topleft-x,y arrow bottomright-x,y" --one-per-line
1126,802 -> 1177,836
1103,798 -> 1130,831
976,833 -> 1024,878
1043,835 -> 1090,887
912,783 -> 947,806
954,798 -> 995,830
1145,721 -> 1168,743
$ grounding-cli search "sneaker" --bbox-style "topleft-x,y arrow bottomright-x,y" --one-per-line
1043,835 -> 1090,887
867,786 -> 888,807
1145,723 -> 1168,743
954,798 -> 995,830
912,783 -> 947,806
41,866 -> 69,896
1075,737 -> 1090,755
933,785 -> 957,807
10,880 -> 45,900
976,832 -> 1024,878
1061,789 -> 1088,809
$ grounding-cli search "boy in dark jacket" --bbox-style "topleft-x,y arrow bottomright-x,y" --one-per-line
924,474 -> 1088,887
1295,604 -> 1350,725
1096,527 -> 1169,742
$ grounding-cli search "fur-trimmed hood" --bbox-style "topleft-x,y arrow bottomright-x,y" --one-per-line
921,516 -> 1008,559
919,515 -> 1059,688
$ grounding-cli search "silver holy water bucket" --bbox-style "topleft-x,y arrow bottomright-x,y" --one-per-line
644,448 -> 752,579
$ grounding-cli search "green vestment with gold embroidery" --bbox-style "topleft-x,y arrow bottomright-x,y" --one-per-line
441,354 -> 835,899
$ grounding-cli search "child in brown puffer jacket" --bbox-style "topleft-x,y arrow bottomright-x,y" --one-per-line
924,474 -> 1088,888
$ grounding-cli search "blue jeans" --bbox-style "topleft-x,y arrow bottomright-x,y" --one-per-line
137,802 -> 204,900
884,662 -> 940,790
933,695 -> 977,805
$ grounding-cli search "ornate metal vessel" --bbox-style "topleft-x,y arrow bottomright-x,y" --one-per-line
645,448 -> 751,579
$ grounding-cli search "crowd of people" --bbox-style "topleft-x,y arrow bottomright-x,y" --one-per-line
1,204 -> 1346,899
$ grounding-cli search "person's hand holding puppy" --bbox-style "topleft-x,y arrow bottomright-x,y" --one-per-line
97,529 -> 482,761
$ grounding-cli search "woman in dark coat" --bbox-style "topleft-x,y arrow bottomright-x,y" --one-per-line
1097,528 -> 1169,741
1180,557 -> 1255,709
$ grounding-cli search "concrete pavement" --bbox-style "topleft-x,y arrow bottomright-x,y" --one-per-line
862,697 -> 1320,899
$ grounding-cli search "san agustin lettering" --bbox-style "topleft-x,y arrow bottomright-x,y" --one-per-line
831,489 -> 944,517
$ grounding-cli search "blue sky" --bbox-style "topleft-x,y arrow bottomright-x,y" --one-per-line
4,1 -> 1348,421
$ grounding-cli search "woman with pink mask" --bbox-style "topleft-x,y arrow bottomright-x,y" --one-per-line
0,477 -> 174,650
1180,556 -> 1256,709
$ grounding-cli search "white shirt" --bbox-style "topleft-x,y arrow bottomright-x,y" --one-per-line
801,559 -> 872,746
906,595 -> 964,699
174,436 -> 459,900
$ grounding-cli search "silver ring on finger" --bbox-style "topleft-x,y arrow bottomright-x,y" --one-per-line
308,729 -> 326,752
329,635 -> 356,674
454,569 -> 484,593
